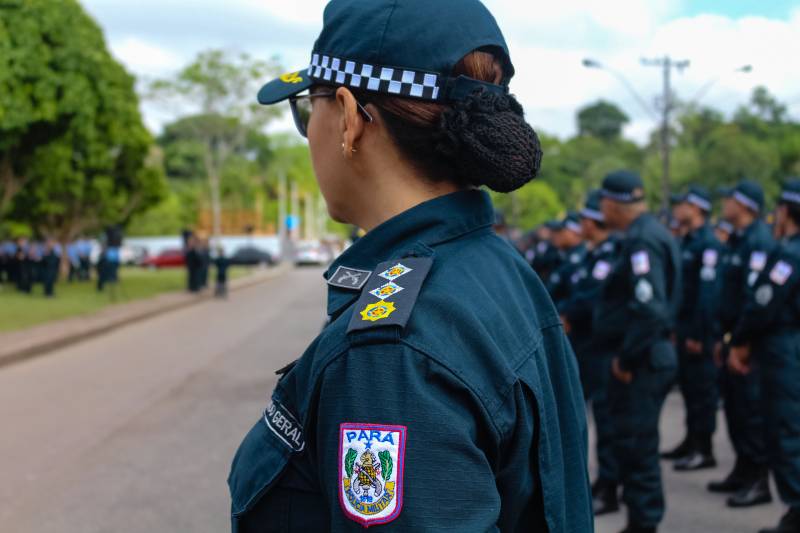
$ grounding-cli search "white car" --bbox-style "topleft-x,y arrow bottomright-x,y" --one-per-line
293,240 -> 333,266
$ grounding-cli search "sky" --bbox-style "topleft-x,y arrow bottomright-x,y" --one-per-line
81,0 -> 800,143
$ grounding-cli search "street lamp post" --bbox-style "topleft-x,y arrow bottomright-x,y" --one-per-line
583,58 -> 751,211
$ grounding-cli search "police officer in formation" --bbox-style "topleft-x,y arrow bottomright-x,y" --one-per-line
540,174 -> 800,532
558,189 -> 622,516
662,186 -> 723,471
710,180 -> 776,507
545,211 -> 587,304
228,0 -> 593,531
727,179 -> 800,533
595,171 -> 681,533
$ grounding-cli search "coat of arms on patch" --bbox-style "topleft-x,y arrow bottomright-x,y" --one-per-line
339,423 -> 406,526
369,282 -> 404,300
359,301 -> 396,322
379,263 -> 412,281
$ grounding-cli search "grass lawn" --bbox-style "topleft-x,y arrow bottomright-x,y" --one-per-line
0,266 -> 253,333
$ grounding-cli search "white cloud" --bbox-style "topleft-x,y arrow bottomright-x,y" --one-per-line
110,37 -> 184,76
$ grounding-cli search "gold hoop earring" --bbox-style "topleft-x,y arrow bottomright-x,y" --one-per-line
341,143 -> 357,154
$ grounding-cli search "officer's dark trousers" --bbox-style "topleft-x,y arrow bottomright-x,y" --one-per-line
760,331 -> 800,508
678,345 -> 718,442
610,357 -> 675,527
578,345 -> 618,485
721,352 -> 767,474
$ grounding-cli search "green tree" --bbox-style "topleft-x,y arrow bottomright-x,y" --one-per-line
490,181 -> 564,230
148,50 -> 283,240
0,0 -> 165,246
577,100 -> 630,141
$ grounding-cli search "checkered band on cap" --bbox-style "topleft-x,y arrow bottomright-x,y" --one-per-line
733,190 -> 760,212
580,207 -> 604,222
600,189 -> 643,203
686,193 -> 712,212
781,191 -> 800,205
308,53 -> 441,100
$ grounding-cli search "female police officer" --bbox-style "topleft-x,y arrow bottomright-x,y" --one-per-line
227,1 -> 592,531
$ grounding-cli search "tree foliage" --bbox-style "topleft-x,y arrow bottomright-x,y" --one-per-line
0,0 -> 165,240
147,50 -> 283,239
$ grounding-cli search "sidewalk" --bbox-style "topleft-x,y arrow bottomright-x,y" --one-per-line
0,263 -> 290,368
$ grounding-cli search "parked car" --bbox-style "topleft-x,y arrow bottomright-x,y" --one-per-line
120,245 -> 149,265
140,248 -> 185,269
229,246 -> 274,266
294,240 -> 334,266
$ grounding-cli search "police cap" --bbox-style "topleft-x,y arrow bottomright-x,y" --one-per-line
257,0 -> 513,106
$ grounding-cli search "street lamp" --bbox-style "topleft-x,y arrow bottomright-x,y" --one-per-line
582,58 -> 658,121
583,57 -> 752,210
690,65 -> 753,106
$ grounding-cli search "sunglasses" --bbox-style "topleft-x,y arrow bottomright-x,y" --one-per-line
289,89 -> 374,138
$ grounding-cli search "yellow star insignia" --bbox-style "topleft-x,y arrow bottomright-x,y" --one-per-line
280,71 -> 304,84
360,301 -> 397,322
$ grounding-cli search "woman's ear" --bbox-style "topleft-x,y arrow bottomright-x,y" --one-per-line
335,87 -> 366,159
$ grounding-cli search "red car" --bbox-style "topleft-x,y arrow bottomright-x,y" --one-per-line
141,248 -> 185,269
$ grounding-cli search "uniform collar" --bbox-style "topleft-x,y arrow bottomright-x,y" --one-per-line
324,189 -> 495,318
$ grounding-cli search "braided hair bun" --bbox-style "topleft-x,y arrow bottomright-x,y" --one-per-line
356,50 -> 542,194
436,88 -> 542,193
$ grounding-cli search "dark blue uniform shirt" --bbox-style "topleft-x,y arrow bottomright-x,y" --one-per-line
228,190 -> 592,532
594,213 -> 681,370
718,219 -> 776,335
732,234 -> 800,345
676,223 -> 722,346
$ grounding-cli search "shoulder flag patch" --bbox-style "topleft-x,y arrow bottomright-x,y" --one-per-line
347,257 -> 433,334
750,251 -> 767,272
702,249 -> 719,267
769,260 -> 793,286
631,250 -> 650,275
328,266 -> 373,290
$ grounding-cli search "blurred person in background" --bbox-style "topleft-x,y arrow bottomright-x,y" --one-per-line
596,170 -> 681,533
662,186 -> 723,472
41,239 -> 60,297
710,180 -> 776,508
728,179 -> 800,533
561,189 -> 623,516
214,246 -> 230,299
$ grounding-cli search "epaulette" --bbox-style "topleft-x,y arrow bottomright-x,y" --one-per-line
346,256 -> 433,338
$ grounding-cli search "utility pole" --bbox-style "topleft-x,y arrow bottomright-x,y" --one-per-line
277,171 -> 287,261
641,56 -> 690,211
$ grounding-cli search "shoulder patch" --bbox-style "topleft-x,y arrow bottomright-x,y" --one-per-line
592,260 -> 611,280
770,260 -> 793,286
755,284 -> 773,306
631,250 -> 650,275
702,249 -> 718,267
328,266 -> 372,290
339,423 -> 406,526
347,257 -> 433,334
263,398 -> 305,452
635,278 -> 654,303
750,251 -> 767,272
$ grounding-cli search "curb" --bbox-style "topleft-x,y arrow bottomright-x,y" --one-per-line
0,263 -> 291,369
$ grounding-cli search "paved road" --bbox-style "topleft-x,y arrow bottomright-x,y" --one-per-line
0,267 -> 328,533
0,266 -> 784,532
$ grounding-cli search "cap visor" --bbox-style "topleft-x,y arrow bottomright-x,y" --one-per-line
257,69 -> 313,105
